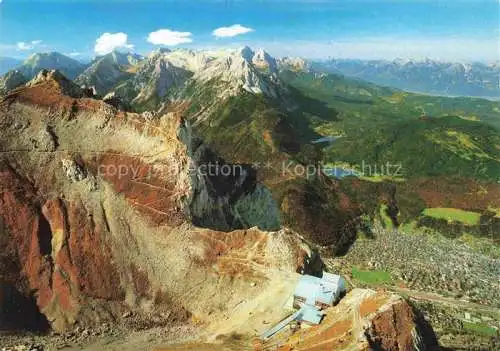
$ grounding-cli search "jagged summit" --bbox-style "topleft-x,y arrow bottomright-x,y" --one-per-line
120,53 -> 192,108
26,69 -> 85,98
278,56 -> 309,71
239,45 -> 255,62
106,50 -> 144,66
149,47 -> 172,56
252,48 -> 278,72
80,46 -> 281,111
191,47 -> 277,96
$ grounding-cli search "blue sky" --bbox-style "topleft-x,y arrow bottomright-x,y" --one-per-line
0,0 -> 498,62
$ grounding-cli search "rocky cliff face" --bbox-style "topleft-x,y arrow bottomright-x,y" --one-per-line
364,293 -> 439,351
113,52 -> 193,111
0,73 -> 308,333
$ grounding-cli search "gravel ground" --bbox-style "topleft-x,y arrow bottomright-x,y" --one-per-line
0,321 -> 199,351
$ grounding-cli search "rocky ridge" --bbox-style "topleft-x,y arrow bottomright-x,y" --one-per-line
258,288 -> 439,351
0,72 -> 313,334
78,46 -> 280,112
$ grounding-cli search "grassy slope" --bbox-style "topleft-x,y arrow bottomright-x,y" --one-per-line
281,70 -> 500,178
422,208 -> 481,226
326,116 -> 500,181
351,266 -> 392,285
280,70 -> 500,181
280,69 -> 500,239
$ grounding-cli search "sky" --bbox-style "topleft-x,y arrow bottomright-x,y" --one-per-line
0,0 -> 498,62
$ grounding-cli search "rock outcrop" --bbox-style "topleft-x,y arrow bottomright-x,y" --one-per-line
26,69 -> 85,98
0,70 -> 310,333
259,289 -> 439,351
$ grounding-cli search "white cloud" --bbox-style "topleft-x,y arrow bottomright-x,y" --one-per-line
66,52 -> 82,57
212,24 -> 254,38
94,32 -> 133,55
16,40 -> 43,51
147,29 -> 193,46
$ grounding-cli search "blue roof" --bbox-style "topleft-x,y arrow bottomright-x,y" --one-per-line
297,305 -> 323,324
294,273 -> 346,307
294,275 -> 321,302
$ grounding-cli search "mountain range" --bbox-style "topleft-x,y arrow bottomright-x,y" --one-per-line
3,52 -> 500,99
313,58 -> 500,99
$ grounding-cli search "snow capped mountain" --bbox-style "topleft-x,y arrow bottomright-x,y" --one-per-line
191,46 -> 277,97
252,48 -> 278,73
277,57 -> 309,72
152,48 -> 212,73
95,46 -> 281,111
142,46 -> 277,97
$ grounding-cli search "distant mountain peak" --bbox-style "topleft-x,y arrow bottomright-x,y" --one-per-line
238,45 -> 255,62
150,47 -> 172,57
108,51 -> 144,66
74,50 -> 145,95
314,57 -> 500,98
252,48 -> 278,72
0,69 -> 28,95
278,57 -> 309,72
17,52 -> 86,80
